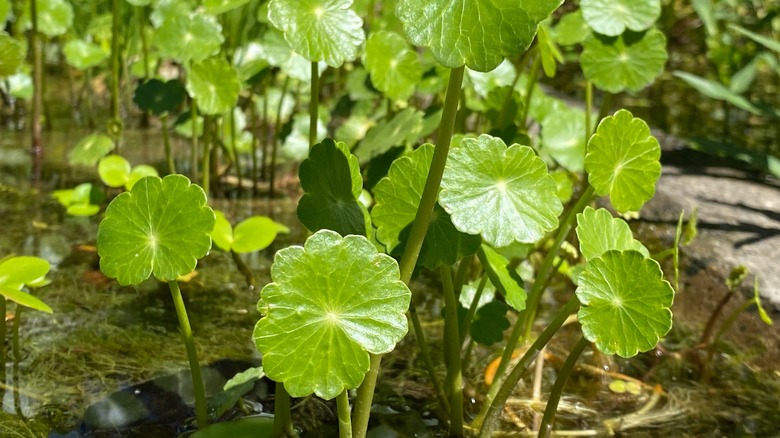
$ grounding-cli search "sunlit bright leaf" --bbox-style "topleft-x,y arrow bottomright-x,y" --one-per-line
268,0 -> 364,67
584,110 -> 661,213
540,108 -> 586,173
26,0 -> 73,38
204,0 -> 250,15
581,0 -> 661,37
63,39 -> 108,70
154,12 -> 223,64
477,245 -> 527,311
581,29 -> 668,93
576,207 -> 649,260
440,134 -> 562,247
260,29 -> 325,82
364,30 -> 422,101
372,144 -> 481,269
98,155 -> 132,188
397,0 -> 561,72
0,256 -> 52,313
97,175 -> 215,285
253,230 -> 410,399
577,250 -> 674,358
186,57 -> 241,116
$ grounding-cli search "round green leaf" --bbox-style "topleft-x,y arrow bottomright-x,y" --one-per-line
154,12 -> 224,64
577,250 -> 674,358
581,28 -> 668,93
0,286 -> 52,313
576,207 -> 649,260
396,0 -> 561,72
27,0 -> 73,38
126,165 -> 158,191
133,79 -> 186,116
211,210 -> 234,251
98,155 -> 131,188
63,39 -> 109,70
97,175 -> 216,286
260,29 -> 324,82
584,110 -> 661,213
363,30 -> 422,101
297,139 -> 368,236
552,10 -> 590,46
0,256 -> 50,290
186,58 -> 241,116
540,108 -> 586,173
204,0 -> 250,15
253,230 -> 411,399
581,0 -> 660,37
67,204 -> 101,216
440,134 -> 563,247
0,32 -> 25,77
68,134 -> 115,167
232,216 -> 288,253
371,144 -> 481,269
268,0 -> 364,68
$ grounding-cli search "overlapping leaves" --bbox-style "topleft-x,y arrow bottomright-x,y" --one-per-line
254,230 -> 410,399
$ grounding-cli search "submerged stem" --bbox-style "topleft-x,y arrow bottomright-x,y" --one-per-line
477,298 -> 579,437
538,335 -> 590,437
161,113 -> 176,174
167,281 -> 208,428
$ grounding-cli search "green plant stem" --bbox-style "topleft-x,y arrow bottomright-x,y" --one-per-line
441,265 -> 464,436
137,6 -> 150,78
229,108 -> 242,195
202,115 -> 212,195
309,62 -> 319,148
477,297 -> 579,437
30,0 -> 43,183
110,0 -> 122,148
353,66 -> 465,438
585,80 -> 593,139
477,185 -> 595,425
712,299 -> 755,347
596,91 -> 613,123
408,302 -> 450,415
270,76 -> 290,199
11,304 -> 22,416
161,114 -> 176,174
496,51 -> 530,129
337,390 -> 353,438
231,250 -> 255,289
537,335 -> 589,438
272,383 -> 296,437
191,97 -> 200,182
167,281 -> 208,428
453,255 -> 472,295
460,274 -> 488,345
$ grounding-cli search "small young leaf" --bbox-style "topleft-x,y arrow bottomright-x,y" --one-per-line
371,144 -> 481,269
99,155 -> 132,188
211,211 -> 234,251
396,0 -> 561,72
0,287 -> 53,313
69,134 -> 115,167
476,245 -> 527,311
440,134 -> 563,247
552,10 -> 590,46
363,30 -> 422,101
470,301 -> 510,346
0,256 -> 50,290
577,250 -> 674,358
0,32 -> 25,76
97,175 -> 215,286
576,207 -> 649,260
126,165 -> 159,191
268,0 -> 364,67
232,216 -> 289,253
25,0 -> 73,38
297,139 -> 368,236
581,0 -> 661,37
581,29 -> 668,93
753,279 -> 774,326
63,39 -> 109,70
253,230 -> 410,399
584,110 -> 661,213
186,58 -> 241,116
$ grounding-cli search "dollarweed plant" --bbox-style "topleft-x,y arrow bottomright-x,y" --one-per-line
12,0 -> 778,436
